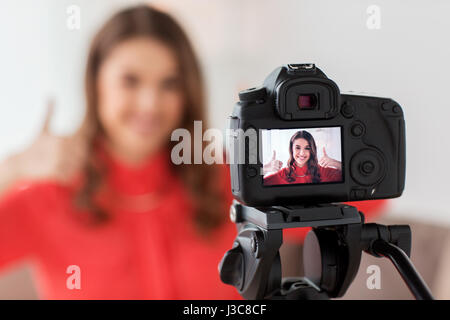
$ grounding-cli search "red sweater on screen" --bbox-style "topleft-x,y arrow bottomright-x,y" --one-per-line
0,143 -> 384,299
264,162 -> 342,185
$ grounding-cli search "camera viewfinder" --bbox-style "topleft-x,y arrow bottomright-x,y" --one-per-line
298,94 -> 317,110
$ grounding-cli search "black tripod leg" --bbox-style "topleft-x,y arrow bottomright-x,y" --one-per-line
372,239 -> 434,300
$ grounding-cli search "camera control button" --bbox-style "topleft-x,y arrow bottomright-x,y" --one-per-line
351,189 -> 366,200
350,149 -> 385,186
393,105 -> 401,113
361,161 -> 375,174
381,102 -> 391,111
381,101 -> 403,116
351,123 -> 365,137
246,166 -> 258,178
341,103 -> 354,118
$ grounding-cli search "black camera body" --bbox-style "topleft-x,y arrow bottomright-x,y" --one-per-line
229,64 -> 406,206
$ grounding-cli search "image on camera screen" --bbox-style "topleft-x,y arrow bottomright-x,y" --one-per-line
262,127 -> 343,186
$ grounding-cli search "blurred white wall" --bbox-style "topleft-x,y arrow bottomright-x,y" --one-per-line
0,0 -> 449,225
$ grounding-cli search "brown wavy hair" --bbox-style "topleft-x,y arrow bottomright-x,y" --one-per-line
285,131 -> 321,183
74,5 -> 227,234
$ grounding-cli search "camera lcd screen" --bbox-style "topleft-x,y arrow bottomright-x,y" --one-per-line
262,127 -> 343,186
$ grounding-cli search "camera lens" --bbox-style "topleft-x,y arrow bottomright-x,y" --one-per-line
298,94 -> 317,110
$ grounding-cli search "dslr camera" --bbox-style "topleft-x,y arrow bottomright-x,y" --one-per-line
229,63 -> 406,206
219,65 -> 432,301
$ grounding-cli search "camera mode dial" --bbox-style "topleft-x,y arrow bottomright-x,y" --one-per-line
350,149 -> 386,186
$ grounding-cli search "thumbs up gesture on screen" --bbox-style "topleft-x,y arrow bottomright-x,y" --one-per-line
263,150 -> 283,175
319,147 -> 342,171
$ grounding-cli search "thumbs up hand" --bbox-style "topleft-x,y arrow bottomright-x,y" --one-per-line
263,150 -> 283,175
14,99 -> 89,184
319,146 -> 342,171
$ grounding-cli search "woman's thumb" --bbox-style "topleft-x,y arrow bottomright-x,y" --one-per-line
41,98 -> 55,134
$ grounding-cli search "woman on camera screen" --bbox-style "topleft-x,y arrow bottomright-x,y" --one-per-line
263,130 -> 342,185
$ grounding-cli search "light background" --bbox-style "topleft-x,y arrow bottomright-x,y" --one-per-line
261,127 -> 342,177
0,0 -> 449,227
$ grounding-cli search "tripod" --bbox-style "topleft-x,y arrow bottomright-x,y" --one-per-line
218,201 -> 434,300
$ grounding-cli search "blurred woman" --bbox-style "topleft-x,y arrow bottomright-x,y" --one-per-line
264,130 -> 342,185
0,5 -> 240,299
0,5 -> 383,299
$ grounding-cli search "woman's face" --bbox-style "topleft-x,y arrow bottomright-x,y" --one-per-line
292,138 -> 311,167
97,37 -> 184,164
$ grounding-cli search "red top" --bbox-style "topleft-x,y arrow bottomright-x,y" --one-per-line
0,143 -> 384,299
264,162 -> 342,185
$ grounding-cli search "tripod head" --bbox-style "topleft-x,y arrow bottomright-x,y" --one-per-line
218,201 -> 433,300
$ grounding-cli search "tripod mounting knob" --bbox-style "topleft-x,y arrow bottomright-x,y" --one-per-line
219,242 -> 244,290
